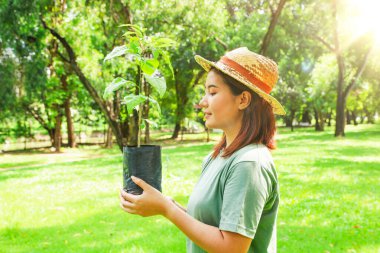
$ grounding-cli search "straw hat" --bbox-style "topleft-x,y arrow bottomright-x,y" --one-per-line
195,47 -> 286,115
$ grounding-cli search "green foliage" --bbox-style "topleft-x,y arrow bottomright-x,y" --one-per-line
103,25 -> 175,145
307,54 -> 337,114
0,54 -> 17,122
1,0 -> 379,140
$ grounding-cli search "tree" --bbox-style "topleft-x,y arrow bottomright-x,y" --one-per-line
308,0 -> 375,136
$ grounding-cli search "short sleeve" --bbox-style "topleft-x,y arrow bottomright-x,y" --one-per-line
219,161 -> 271,238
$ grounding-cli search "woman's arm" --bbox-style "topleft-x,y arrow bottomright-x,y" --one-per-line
119,176 -> 251,253
167,197 -> 187,213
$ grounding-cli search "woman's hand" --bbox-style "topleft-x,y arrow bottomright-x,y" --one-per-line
119,176 -> 173,217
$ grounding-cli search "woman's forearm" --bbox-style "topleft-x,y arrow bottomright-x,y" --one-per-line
163,201 -> 247,253
168,197 -> 187,213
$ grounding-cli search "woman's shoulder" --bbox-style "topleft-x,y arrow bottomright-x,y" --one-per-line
230,143 -> 273,165
226,144 -> 277,183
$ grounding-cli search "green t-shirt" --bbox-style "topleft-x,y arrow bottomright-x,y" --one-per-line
186,144 -> 279,253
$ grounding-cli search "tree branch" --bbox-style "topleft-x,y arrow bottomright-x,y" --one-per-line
260,0 -> 287,56
311,34 -> 335,52
211,32 -> 228,51
57,51 -> 70,63
268,0 -> 275,15
24,105 -> 50,131
344,43 -> 374,99
40,17 -> 77,64
191,70 -> 206,89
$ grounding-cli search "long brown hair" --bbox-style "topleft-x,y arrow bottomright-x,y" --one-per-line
210,68 -> 277,158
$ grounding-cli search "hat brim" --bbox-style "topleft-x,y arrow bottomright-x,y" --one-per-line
195,55 -> 286,115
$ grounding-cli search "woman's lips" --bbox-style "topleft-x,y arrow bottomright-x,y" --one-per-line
204,112 -> 212,119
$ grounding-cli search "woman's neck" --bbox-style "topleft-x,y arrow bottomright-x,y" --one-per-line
224,123 -> 242,148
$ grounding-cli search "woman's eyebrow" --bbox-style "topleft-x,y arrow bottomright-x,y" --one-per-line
205,84 -> 218,89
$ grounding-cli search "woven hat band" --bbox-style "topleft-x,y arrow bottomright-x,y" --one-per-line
219,56 -> 272,94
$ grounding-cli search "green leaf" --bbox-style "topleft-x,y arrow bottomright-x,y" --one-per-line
143,73 -> 166,97
163,51 -> 174,78
152,49 -> 161,59
119,24 -> 145,37
147,97 -> 161,114
147,58 -> 159,68
141,60 -> 156,75
125,53 -> 142,64
122,31 -> 137,37
103,45 -> 128,62
129,39 -> 142,54
103,77 -> 135,99
144,118 -> 158,128
122,94 -> 148,114
151,38 -> 177,48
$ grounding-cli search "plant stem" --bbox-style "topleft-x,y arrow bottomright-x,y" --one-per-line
137,104 -> 142,148
137,68 -> 144,148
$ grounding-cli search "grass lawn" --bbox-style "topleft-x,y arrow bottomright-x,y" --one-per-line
0,124 -> 379,253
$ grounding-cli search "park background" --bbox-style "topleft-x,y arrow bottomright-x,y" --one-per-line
0,0 -> 379,252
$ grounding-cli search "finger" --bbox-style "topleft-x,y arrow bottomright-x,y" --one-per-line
131,176 -> 152,191
120,188 -> 138,202
119,190 -> 131,204
120,203 -> 137,214
120,196 -> 135,209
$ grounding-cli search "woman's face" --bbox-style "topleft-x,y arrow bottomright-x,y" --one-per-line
199,71 -> 244,131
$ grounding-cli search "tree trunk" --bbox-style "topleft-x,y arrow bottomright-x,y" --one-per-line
364,108 -> 375,123
285,117 -> 292,128
314,108 -> 324,131
53,114 -> 62,152
314,108 -> 320,131
61,74 -> 76,148
301,110 -> 312,124
360,114 -> 365,124
335,94 -> 346,137
346,110 -> 352,125
318,113 -> 325,131
105,125 -> 113,148
327,110 -> 332,127
352,110 -> 358,125
64,100 -> 75,147
333,1 -> 346,137
172,122 -> 181,139
289,110 -> 295,132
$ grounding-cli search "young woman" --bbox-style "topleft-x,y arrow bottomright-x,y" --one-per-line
119,47 -> 286,253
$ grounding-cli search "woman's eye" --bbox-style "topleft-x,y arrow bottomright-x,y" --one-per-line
210,92 -> 216,96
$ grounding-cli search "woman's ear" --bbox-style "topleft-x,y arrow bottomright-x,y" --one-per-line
238,91 -> 251,110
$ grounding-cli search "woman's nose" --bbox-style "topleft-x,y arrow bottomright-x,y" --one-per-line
199,95 -> 208,107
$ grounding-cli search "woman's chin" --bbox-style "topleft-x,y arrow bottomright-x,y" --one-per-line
205,121 -> 216,129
